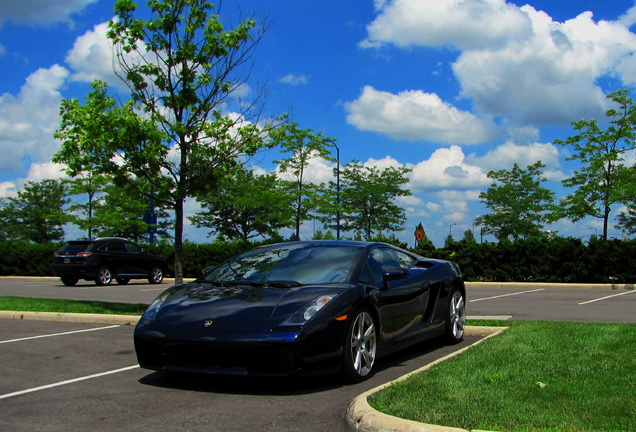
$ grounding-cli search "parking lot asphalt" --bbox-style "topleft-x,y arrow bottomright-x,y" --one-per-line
1,277 -> 635,432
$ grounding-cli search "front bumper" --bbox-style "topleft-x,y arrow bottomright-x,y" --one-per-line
134,320 -> 347,377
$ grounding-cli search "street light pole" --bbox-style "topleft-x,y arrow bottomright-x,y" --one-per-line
333,142 -> 340,240
449,222 -> 457,237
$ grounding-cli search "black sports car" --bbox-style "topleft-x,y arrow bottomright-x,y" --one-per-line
134,241 -> 466,381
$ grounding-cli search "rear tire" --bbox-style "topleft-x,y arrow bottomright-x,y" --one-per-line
95,267 -> 113,286
148,266 -> 163,284
445,286 -> 466,344
342,308 -> 377,382
61,277 -> 78,286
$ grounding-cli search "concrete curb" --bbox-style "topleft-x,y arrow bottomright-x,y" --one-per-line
0,310 -> 140,326
346,326 -> 508,432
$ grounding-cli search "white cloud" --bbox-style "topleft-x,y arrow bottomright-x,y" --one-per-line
362,155 -> 403,171
0,65 -> 68,175
407,145 -> 490,191
362,1 -> 636,128
275,155 -> 335,185
0,181 -> 17,198
65,20 -> 133,91
345,86 -> 497,144
0,0 -> 97,27
0,162 -> 66,199
25,161 -> 66,183
468,141 -> 562,173
279,74 -> 310,86
452,7 -> 636,125
362,0 -> 532,50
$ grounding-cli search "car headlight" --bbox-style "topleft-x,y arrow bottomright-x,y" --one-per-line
280,294 -> 338,327
141,292 -> 169,321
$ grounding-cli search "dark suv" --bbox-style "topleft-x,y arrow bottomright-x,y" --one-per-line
52,238 -> 168,286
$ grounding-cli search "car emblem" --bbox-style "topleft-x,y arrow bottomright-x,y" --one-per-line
204,320 -> 213,327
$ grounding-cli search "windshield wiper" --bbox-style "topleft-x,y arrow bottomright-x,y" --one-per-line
194,279 -> 225,287
221,280 -> 302,288
263,280 -> 303,288
223,280 -> 264,287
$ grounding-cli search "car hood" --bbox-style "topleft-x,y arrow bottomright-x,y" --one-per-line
153,281 -> 346,332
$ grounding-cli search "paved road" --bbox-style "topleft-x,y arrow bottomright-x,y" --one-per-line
1,277 -> 634,431
1,276 -> 635,322
0,318 -> 484,432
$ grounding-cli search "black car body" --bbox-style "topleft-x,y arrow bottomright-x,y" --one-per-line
52,237 -> 168,286
134,241 -> 466,381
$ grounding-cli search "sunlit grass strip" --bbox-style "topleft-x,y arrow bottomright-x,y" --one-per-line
369,321 -> 636,432
0,296 -> 148,315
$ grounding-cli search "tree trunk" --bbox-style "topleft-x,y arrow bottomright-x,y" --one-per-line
602,204 -> 610,241
174,198 -> 184,284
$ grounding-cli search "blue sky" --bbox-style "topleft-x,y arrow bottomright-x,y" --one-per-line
1,0 -> 636,246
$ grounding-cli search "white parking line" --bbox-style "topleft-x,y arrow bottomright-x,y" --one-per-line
469,288 -> 544,303
0,365 -> 140,400
0,325 -> 120,344
578,290 -> 636,305
77,286 -> 112,290
467,315 -> 513,320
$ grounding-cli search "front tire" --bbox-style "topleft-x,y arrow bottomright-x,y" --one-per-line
342,308 -> 377,382
445,286 -> 466,344
148,266 -> 163,284
95,267 -> 113,286
61,277 -> 78,286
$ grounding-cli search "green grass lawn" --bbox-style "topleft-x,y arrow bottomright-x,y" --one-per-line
369,321 -> 636,432
0,296 -> 148,315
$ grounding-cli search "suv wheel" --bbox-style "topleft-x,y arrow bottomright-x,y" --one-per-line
95,267 -> 113,286
61,277 -> 79,286
148,266 -> 163,284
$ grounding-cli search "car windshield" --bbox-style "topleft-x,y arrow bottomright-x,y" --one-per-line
201,244 -> 363,285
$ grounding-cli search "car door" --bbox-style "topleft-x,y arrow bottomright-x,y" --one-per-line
123,241 -> 147,276
365,247 -> 430,346
100,240 -> 129,275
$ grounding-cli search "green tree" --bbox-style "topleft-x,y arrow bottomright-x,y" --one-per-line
93,180 -> 173,242
271,123 -> 336,240
615,165 -> 636,237
56,1 -> 272,283
554,89 -> 636,240
52,81 -> 125,240
475,161 -> 555,241
61,172 -> 110,239
0,179 -> 70,243
190,168 -> 294,241
616,207 -> 636,237
337,160 -> 411,239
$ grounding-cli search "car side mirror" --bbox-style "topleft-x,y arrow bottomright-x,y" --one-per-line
382,267 -> 409,289
201,266 -> 215,276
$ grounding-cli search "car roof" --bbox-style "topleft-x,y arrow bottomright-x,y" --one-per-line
256,240 -> 407,253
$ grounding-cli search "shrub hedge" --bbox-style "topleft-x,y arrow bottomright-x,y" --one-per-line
1,237 -> 634,283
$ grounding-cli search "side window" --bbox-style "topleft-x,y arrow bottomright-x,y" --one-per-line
125,242 -> 142,254
366,248 -> 400,284
394,250 -> 416,269
362,248 -> 417,286
108,241 -> 127,252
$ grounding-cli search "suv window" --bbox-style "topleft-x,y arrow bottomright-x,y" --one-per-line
100,241 -> 126,253
57,242 -> 91,255
125,242 -> 143,254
